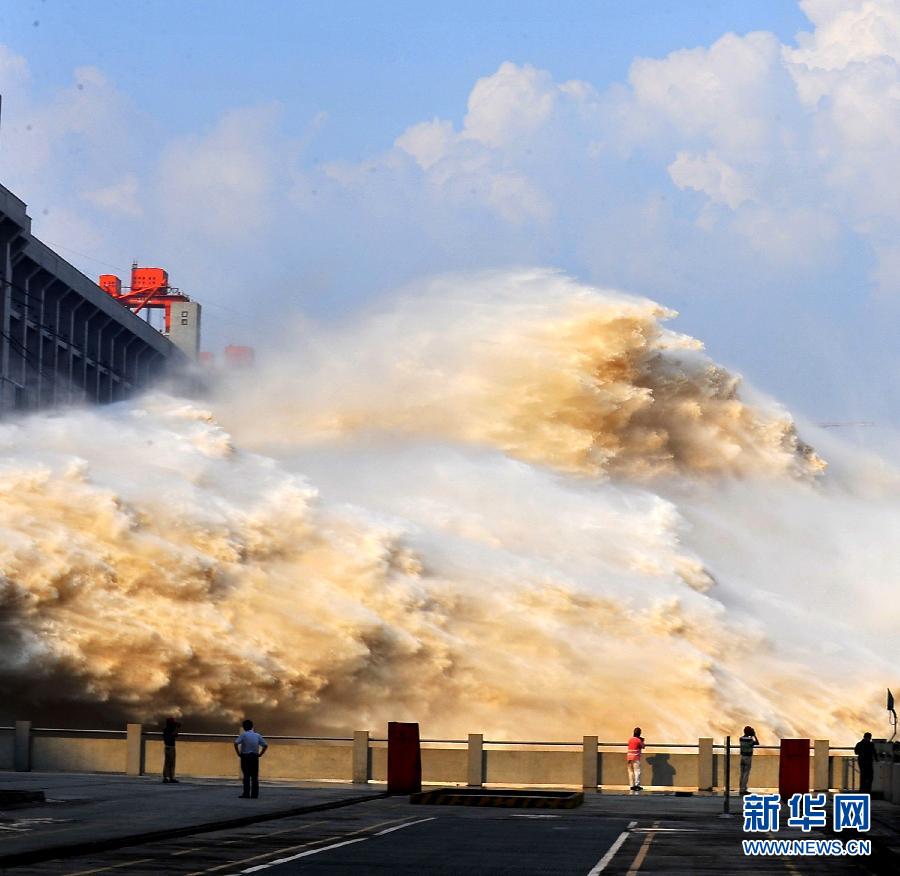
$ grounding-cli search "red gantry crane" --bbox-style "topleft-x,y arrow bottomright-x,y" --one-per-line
99,264 -> 254,365
99,263 -> 192,333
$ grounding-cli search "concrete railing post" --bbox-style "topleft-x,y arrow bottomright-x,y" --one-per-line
352,730 -> 370,784
698,737 -> 713,791
14,721 -> 31,772
467,733 -> 483,788
126,723 -> 144,776
840,756 -> 855,791
582,736 -> 598,790
813,739 -> 829,791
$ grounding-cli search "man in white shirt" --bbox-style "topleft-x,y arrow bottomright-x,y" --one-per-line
234,719 -> 268,798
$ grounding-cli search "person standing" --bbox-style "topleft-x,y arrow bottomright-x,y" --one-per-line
738,725 -> 760,795
234,719 -> 268,799
627,727 -> 645,792
162,717 -> 181,784
855,732 -> 875,794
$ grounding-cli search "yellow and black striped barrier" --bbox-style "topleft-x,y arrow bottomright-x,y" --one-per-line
410,788 -> 584,808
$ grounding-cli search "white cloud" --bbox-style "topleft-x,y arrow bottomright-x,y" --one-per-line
462,62 -> 558,148
82,174 -> 142,217
627,31 -> 787,152
0,43 -> 29,89
385,62 -> 598,224
395,119 -> 455,170
733,204 -> 839,265
869,241 -> 900,297
789,0 -> 900,71
668,151 -> 753,209
157,104 -> 282,239
484,172 -> 553,223
10,65 -> 139,180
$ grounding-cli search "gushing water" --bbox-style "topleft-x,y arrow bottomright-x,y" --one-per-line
0,269 -> 896,741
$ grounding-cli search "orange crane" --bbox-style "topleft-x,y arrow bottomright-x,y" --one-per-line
99,263 -> 192,333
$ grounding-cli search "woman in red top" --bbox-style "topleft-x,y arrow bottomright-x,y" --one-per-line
627,727 -> 645,791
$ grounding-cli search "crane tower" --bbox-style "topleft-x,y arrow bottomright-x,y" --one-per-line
99,263 -> 201,359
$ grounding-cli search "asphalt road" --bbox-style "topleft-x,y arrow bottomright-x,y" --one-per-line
11,795 -> 880,875
13,798 -> 627,876
235,809 -> 629,875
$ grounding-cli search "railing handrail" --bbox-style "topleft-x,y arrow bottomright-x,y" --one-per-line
31,727 -> 126,735
16,726 -> 863,749
142,732 -> 353,741
369,738 -> 468,744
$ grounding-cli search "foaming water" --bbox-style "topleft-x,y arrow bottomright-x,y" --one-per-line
225,269 -> 823,480
0,269 -> 895,740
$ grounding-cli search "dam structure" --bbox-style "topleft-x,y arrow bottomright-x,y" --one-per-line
0,182 -> 186,415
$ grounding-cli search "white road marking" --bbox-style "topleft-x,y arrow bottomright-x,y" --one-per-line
374,817 -> 437,836
509,814 -> 561,818
240,837 -> 368,872
631,827 -> 699,832
586,819 -> 637,875
199,817 -> 411,874
229,816 -> 438,874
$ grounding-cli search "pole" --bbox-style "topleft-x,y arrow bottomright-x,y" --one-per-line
723,735 -> 731,814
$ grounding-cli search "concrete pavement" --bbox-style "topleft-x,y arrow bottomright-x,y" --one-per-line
0,772 -> 384,867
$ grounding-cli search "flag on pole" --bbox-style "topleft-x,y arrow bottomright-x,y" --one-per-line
889,688 -> 896,716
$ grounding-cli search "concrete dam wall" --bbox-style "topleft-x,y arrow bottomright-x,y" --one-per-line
0,182 -> 185,414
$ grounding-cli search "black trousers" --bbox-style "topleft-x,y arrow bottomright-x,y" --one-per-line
241,753 -> 260,797
859,762 -> 873,794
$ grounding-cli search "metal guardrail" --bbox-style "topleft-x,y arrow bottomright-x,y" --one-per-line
370,738 -> 468,744
12,727 -> 863,749
31,727 -> 126,735
142,732 -> 353,742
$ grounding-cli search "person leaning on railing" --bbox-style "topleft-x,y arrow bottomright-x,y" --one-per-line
627,727 -> 645,791
854,732 -> 875,794
162,716 -> 182,784
739,725 -> 760,795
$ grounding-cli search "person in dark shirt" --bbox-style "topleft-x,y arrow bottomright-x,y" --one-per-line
162,717 -> 182,784
738,726 -> 760,795
854,732 -> 875,794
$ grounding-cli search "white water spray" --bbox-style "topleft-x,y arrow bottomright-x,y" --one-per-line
0,269 -> 895,741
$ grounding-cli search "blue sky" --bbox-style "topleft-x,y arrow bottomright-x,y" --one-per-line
1,1 -> 899,426
6,1 -> 809,154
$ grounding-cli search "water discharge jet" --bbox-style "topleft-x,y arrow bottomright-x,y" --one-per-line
0,268 -> 895,741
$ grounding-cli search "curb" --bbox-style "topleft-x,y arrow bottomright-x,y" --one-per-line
411,788 -> 584,809
0,791 -> 390,869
